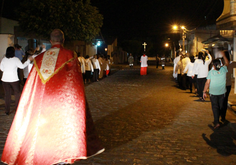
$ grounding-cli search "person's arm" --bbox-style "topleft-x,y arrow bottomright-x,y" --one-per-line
16,57 -> 33,69
221,51 -> 229,67
98,60 -> 101,71
41,44 -> 46,52
90,61 -> 94,72
175,63 -> 179,74
203,79 -> 210,100
205,50 -> 212,64
0,59 -> 4,71
192,61 -> 197,78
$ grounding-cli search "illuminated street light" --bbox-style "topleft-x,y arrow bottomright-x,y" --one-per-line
173,25 -> 178,30
172,25 -> 187,53
165,43 -> 169,47
97,41 -> 101,46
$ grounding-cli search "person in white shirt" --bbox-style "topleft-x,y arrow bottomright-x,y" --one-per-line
182,54 -> 190,89
161,56 -> 165,70
0,46 -> 33,115
23,45 -> 46,83
175,56 -> 184,89
193,50 -> 212,101
173,52 -> 182,79
92,54 -> 101,82
22,49 -> 34,83
183,55 -> 195,93
84,55 -> 94,83
140,53 -> 148,75
128,54 -> 134,67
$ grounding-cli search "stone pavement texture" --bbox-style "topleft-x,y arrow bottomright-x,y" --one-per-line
0,65 -> 236,165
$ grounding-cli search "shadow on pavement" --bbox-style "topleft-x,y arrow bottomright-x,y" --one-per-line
202,122 -> 236,156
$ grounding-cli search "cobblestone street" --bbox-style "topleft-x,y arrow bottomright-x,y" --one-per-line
1,65 -> 236,165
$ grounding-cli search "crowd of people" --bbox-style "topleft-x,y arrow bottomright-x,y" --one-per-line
78,53 -> 112,84
173,48 -> 236,129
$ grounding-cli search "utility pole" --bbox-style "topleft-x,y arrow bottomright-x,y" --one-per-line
182,29 -> 186,53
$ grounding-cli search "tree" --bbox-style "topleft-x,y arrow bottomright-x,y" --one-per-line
17,0 -> 103,42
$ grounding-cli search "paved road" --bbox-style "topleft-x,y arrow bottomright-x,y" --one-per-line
1,66 -> 236,165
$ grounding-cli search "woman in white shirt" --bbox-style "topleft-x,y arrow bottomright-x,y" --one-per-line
0,46 -> 33,115
193,50 -> 212,101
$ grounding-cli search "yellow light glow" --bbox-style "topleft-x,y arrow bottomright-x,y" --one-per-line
181,26 -> 185,30
173,25 -> 178,30
165,43 -> 169,47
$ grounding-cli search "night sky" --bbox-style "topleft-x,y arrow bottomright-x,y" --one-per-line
90,0 -> 224,40
1,0 -> 224,43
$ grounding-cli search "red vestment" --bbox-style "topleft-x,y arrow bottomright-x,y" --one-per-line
140,67 -> 147,75
1,45 -> 104,165
106,70 -> 110,76
140,55 -> 148,75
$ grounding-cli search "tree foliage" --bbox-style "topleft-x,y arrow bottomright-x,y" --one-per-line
18,0 -> 103,42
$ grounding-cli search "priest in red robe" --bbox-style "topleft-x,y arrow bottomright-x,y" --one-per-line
1,29 -> 104,165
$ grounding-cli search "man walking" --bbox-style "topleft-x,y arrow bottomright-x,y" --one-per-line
128,53 -> 134,67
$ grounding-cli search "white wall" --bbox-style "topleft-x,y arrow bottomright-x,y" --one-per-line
0,34 -> 14,60
86,44 -> 97,57
0,18 -> 18,34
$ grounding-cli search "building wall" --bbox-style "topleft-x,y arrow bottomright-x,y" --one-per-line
107,45 -> 113,56
187,30 -> 219,55
86,44 -> 97,56
0,34 -> 14,60
0,18 -> 18,34
65,41 -> 97,57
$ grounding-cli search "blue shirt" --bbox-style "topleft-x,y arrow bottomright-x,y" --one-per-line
15,50 -> 25,61
207,66 -> 228,95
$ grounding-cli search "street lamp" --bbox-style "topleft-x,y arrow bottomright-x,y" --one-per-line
105,48 -> 107,55
172,25 -> 187,53
97,41 -> 101,46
